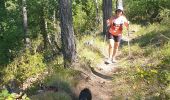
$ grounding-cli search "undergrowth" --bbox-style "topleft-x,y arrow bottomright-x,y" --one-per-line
0,23 -> 170,99
114,23 -> 170,99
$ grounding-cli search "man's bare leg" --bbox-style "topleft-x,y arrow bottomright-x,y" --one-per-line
106,39 -> 114,64
112,42 -> 120,62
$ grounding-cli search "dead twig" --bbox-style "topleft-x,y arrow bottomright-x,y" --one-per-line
160,33 -> 170,40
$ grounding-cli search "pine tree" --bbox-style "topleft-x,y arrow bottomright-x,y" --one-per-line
59,0 -> 77,67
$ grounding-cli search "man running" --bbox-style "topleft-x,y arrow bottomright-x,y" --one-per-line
106,7 -> 129,64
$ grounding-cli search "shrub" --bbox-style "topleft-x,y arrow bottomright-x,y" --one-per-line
2,50 -> 46,85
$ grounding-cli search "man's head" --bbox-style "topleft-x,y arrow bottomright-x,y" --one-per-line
115,6 -> 123,17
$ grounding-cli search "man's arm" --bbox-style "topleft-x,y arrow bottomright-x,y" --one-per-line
123,16 -> 129,29
107,19 -> 111,27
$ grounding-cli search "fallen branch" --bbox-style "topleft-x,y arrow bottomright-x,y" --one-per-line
160,33 -> 170,40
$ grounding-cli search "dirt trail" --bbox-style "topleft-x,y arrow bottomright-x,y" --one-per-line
74,60 -> 122,100
73,34 -> 137,100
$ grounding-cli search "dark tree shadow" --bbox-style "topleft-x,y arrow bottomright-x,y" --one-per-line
119,28 -> 170,58
0,32 -> 24,66
131,30 -> 170,47
26,79 -> 78,100
90,67 -> 113,80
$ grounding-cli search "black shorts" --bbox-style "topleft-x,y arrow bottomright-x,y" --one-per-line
108,33 -> 122,42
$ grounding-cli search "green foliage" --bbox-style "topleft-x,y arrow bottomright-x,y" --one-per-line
73,0 -> 101,35
0,89 -> 30,100
118,23 -> 170,99
125,0 -> 170,23
77,35 -> 104,66
1,0 -> 170,99
133,24 -> 170,80
24,59 -> 79,99
44,64 -> 79,87
73,2 -> 87,34
0,89 -> 14,100
30,91 -> 71,100
2,50 -> 46,84
0,0 -> 23,65
135,64 -> 158,81
159,8 -> 170,24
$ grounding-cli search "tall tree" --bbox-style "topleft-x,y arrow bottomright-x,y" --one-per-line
94,0 -> 99,24
0,0 -> 6,33
103,0 -> 112,35
59,0 -> 76,67
116,0 -> 123,9
39,6 -> 48,49
22,0 -> 30,48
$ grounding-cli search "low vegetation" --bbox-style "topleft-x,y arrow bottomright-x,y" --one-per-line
0,0 -> 170,99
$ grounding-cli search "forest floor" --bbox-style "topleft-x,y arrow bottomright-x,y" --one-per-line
28,34 -> 137,100
73,35 -> 136,100
74,60 -> 124,100
29,24 -> 170,100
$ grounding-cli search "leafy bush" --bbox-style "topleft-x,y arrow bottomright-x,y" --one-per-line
159,8 -> 170,24
30,91 -> 71,100
118,23 -> 170,99
73,0 -> 100,36
0,89 -> 30,100
125,0 -> 169,23
0,89 -> 14,100
2,50 -> 46,85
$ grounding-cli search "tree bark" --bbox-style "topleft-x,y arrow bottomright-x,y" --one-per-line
0,0 -> 6,32
22,0 -> 30,48
53,10 -> 56,30
39,6 -> 48,49
116,0 -> 123,9
59,0 -> 76,67
103,0 -> 112,35
94,0 -> 99,24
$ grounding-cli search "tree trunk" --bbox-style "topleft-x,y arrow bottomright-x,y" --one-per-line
53,10 -> 56,30
94,0 -> 99,24
22,0 -> 30,48
116,0 -> 123,9
39,6 -> 48,49
59,0 -> 76,67
103,0 -> 112,35
0,0 -> 6,32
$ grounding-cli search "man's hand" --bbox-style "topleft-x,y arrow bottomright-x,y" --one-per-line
125,21 -> 129,30
107,19 -> 110,27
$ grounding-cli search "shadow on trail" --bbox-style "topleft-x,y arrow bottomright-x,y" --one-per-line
90,67 -> 113,80
132,29 -> 170,47
119,28 -> 170,59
